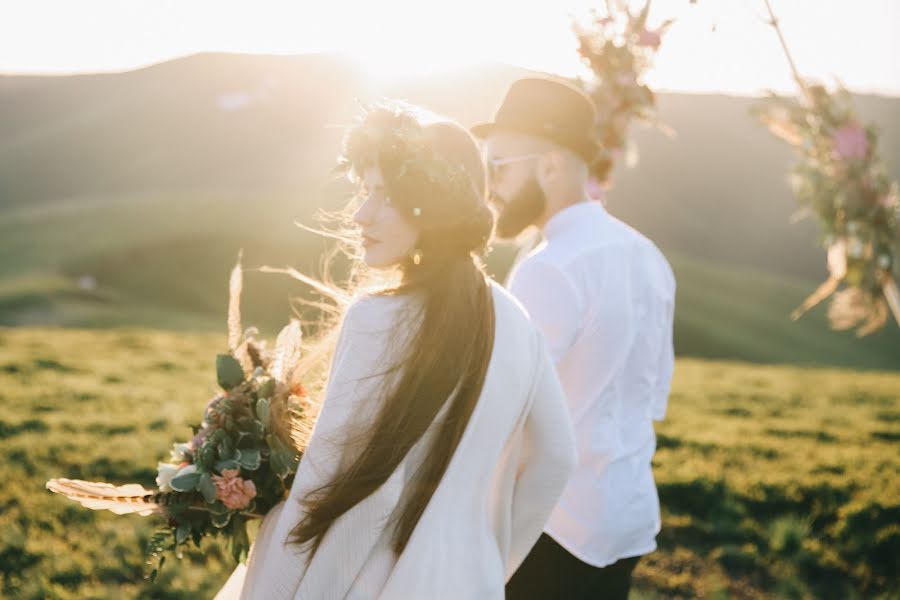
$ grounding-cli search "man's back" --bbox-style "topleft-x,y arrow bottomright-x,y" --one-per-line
508,200 -> 675,568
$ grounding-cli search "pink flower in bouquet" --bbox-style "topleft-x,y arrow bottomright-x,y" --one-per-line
212,468 -> 257,510
636,28 -> 662,50
832,121 -> 868,160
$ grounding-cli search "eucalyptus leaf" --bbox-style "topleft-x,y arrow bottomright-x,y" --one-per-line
215,459 -> 240,472
231,517 -> 250,563
238,448 -> 261,470
255,398 -> 270,427
266,433 -> 288,453
169,471 -> 201,493
269,449 -> 289,479
218,437 -> 236,461
175,523 -> 191,545
257,378 -> 276,399
272,448 -> 298,479
211,511 -> 232,528
216,353 -> 245,390
198,473 -> 217,504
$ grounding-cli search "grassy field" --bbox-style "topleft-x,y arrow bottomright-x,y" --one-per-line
0,327 -> 897,599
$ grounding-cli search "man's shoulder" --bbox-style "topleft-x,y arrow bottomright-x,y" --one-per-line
538,214 -> 676,295
510,246 -> 576,290
604,216 -> 674,279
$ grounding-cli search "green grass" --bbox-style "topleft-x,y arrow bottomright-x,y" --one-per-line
1,328 -> 897,599
638,359 -> 899,599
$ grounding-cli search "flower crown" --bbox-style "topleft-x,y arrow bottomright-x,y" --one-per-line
337,104 -> 477,220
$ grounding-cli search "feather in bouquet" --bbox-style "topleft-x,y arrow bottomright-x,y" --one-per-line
46,255 -> 315,579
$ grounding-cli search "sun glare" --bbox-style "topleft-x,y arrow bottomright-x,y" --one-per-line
0,0 -> 897,95
342,44 -> 484,82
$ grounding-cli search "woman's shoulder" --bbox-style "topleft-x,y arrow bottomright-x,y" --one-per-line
341,292 -> 420,337
488,279 -> 534,325
487,279 -> 543,350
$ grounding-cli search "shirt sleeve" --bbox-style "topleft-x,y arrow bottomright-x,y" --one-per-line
652,266 -> 676,421
508,258 -> 581,364
505,332 -> 578,579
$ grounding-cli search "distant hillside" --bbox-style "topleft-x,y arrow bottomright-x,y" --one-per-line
1,52 -> 898,368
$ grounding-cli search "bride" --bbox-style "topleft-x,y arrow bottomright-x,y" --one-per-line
214,103 -> 577,599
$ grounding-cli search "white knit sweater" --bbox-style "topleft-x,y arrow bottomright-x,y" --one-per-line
214,281 -> 577,599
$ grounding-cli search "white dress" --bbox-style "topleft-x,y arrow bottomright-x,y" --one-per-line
214,280 -> 577,599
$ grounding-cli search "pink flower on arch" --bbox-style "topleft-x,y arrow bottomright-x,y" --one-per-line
636,28 -> 662,50
212,468 -> 257,510
616,71 -> 637,87
586,178 -> 606,204
832,121 -> 868,160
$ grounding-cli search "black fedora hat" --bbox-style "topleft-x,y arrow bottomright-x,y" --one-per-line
472,77 -> 599,163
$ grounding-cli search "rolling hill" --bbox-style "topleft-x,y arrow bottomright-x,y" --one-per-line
1,52 -> 899,368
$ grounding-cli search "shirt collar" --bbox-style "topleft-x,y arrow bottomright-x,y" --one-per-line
542,200 -> 608,243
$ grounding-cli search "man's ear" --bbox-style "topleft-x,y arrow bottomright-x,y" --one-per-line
537,150 -> 565,184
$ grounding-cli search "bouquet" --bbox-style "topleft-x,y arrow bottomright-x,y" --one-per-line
756,83 -> 900,334
46,256 -> 313,579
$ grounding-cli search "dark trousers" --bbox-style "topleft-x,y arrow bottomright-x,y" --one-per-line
505,534 -> 640,600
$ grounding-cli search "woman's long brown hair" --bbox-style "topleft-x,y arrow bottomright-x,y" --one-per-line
287,105 -> 496,556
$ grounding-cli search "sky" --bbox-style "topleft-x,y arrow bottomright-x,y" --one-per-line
1,0 -> 898,96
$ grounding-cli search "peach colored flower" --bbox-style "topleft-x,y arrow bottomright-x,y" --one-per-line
212,468 -> 257,510
832,121 -> 868,160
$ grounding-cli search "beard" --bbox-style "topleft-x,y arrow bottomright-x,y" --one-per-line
492,176 -> 547,240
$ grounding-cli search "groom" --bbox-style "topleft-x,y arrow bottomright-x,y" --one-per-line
473,77 -> 676,599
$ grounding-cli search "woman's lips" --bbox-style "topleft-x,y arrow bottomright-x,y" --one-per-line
361,235 -> 379,248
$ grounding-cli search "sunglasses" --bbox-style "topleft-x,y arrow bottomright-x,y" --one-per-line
485,153 -> 543,180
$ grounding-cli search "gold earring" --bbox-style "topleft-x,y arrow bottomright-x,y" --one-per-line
411,249 -> 423,265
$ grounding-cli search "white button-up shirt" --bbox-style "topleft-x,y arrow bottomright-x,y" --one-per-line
507,200 -> 675,568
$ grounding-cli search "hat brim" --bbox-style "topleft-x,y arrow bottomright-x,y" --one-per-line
471,121 -> 598,164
